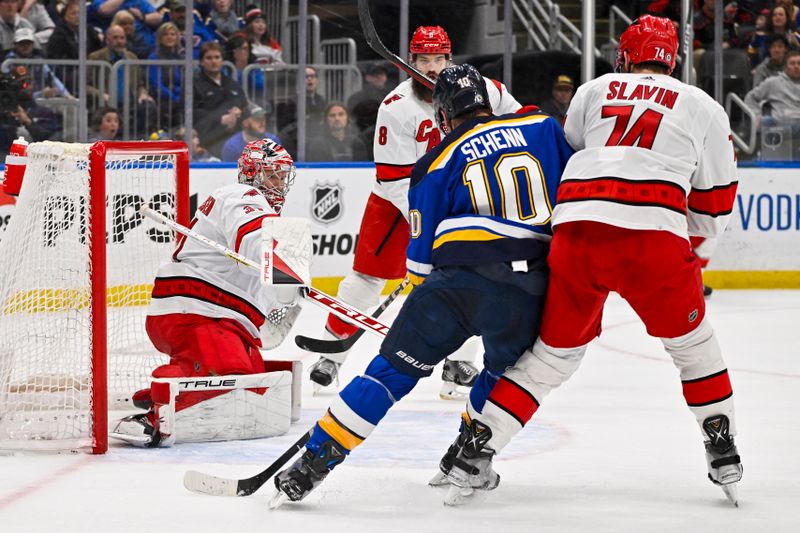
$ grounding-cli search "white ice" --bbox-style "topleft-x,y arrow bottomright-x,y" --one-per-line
1,290 -> 798,533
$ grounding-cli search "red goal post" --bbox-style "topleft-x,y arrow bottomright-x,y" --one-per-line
0,141 -> 189,454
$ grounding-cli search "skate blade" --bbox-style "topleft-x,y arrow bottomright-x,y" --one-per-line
429,471 -> 451,487
439,382 -> 470,401
268,489 -> 290,510
721,483 -> 739,507
444,484 -> 490,506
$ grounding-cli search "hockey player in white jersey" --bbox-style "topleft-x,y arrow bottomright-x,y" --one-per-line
309,25 -> 522,398
112,139 -> 303,447
438,15 -> 744,506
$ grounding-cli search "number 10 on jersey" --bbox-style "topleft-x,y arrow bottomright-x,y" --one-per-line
462,153 -> 553,226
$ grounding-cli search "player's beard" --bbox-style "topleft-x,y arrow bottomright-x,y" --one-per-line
412,76 -> 434,101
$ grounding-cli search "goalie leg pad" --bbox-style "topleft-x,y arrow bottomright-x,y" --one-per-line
172,371 -> 294,443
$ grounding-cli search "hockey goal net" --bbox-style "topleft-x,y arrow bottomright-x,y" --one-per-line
0,141 -> 189,453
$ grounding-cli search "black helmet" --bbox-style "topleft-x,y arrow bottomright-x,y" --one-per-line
432,63 -> 491,132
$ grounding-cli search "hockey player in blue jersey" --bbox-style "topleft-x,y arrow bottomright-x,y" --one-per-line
271,64 -> 573,507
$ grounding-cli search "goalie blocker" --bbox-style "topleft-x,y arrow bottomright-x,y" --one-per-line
111,361 -> 302,447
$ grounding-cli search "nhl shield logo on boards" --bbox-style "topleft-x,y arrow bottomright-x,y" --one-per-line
311,182 -> 343,224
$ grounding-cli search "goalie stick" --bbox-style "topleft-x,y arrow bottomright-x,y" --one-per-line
141,207 -> 391,338
357,0 -> 435,90
183,429 -> 312,496
294,277 -> 410,354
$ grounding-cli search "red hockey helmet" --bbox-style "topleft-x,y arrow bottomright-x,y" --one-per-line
238,138 -> 296,214
409,25 -> 451,56
616,15 -> 678,74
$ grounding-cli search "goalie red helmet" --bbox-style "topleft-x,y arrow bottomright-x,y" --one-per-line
238,138 -> 296,214
616,15 -> 678,74
409,25 -> 451,56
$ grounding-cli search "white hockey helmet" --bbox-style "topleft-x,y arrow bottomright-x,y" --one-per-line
237,138 -> 296,214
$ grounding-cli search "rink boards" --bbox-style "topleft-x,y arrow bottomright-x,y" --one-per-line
2,163 -> 799,289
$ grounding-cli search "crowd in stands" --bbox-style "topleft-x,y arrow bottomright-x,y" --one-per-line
2,0 -> 800,160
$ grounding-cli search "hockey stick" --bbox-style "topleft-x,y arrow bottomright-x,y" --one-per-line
294,276 -> 410,353
357,0 -> 435,90
183,429 -> 312,496
141,207 -> 390,338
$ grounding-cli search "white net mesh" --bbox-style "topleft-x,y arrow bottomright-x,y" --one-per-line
0,141 -> 182,452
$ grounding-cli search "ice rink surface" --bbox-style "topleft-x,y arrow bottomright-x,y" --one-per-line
1,290 -> 798,533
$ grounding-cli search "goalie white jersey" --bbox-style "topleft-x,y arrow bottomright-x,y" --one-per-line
148,183 -> 283,339
373,77 -> 521,216
558,72 -> 738,240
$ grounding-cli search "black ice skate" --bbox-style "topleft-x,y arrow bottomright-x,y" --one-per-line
309,357 -> 340,389
439,358 -> 478,400
439,418 -> 500,505
270,439 -> 348,508
703,284 -> 713,298
703,414 -> 743,506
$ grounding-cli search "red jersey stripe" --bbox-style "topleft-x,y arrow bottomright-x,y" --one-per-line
688,182 -> 738,217
152,276 -> 265,329
376,163 -> 414,181
486,376 -> 539,426
682,369 -> 733,407
235,214 -> 275,253
558,177 -> 687,214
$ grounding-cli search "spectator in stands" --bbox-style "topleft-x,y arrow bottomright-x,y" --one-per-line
4,27 -> 69,98
759,5 -> 800,60
193,41 -> 249,157
274,66 -> 328,144
147,21 -> 183,128
304,66 -> 327,122
89,0 -> 161,34
162,0 -> 215,59
694,0 -> 741,55
88,107 -> 121,141
753,34 -> 789,86
46,0 -> 103,63
89,23 -> 155,135
306,102 -> 368,162
19,0 -> 53,45
776,0 -> 800,28
243,5 -> 282,64
174,125 -> 221,162
1,0 -> 35,55
220,103 -> 280,162
745,49 -> 800,153
540,74 -> 574,125
206,0 -> 241,41
112,10 -> 151,59
0,65 -> 60,155
347,63 -> 389,131
223,31 -> 267,100
746,9 -> 771,67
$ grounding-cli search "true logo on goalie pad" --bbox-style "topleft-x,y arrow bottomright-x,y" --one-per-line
311,182 -> 343,224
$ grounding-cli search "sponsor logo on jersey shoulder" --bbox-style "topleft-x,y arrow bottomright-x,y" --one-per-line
311,182 -> 343,224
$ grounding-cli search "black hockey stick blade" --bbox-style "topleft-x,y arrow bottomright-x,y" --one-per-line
357,0 -> 435,90
294,277 -> 410,354
183,429 -> 312,497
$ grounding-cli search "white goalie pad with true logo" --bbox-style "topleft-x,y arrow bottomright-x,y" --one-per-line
150,363 -> 302,444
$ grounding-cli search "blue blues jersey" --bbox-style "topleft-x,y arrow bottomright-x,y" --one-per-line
406,112 -> 573,284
